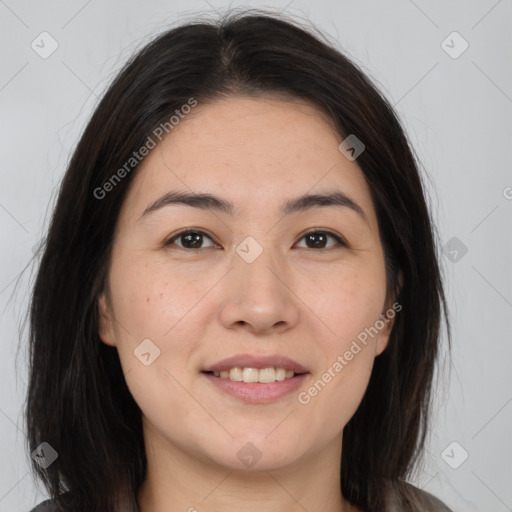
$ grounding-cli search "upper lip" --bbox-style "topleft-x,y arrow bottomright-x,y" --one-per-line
202,354 -> 309,374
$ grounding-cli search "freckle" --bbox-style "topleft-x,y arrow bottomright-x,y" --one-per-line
146,297 -> 150,303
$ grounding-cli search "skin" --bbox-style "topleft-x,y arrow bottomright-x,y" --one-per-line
98,96 -> 397,512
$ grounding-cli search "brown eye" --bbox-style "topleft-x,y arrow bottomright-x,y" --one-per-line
296,230 -> 346,249
165,230 -> 216,250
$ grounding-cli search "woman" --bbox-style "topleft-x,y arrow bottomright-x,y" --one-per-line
26,9 -> 452,512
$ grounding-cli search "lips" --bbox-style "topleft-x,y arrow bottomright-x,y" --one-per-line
201,371 -> 309,404
201,354 -> 309,374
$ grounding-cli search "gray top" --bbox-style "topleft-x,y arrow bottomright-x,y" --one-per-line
29,499 -> 59,512
28,485 -> 453,512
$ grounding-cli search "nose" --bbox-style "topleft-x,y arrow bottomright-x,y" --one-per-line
218,245 -> 300,335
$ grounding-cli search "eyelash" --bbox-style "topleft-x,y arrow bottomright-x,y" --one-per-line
164,229 -> 347,251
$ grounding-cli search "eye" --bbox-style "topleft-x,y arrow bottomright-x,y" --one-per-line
295,230 -> 346,250
164,229 -> 347,251
164,229 -> 217,250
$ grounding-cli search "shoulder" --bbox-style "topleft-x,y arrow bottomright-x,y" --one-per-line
28,498 -> 60,512
28,492 -> 75,512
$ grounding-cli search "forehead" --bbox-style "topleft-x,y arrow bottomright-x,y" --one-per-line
119,96 -> 376,225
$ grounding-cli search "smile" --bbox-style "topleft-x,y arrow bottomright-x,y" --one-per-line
204,366 -> 299,383
201,370 -> 309,404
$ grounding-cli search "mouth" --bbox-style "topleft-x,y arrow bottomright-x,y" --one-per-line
201,354 -> 309,376
200,355 -> 310,403
201,367 -> 307,383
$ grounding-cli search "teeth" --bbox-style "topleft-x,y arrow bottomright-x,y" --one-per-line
229,367 -> 242,381
258,367 -> 275,383
243,367 -> 259,383
211,367 -> 297,383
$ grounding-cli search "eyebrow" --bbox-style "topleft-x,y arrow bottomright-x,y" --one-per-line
139,190 -> 369,225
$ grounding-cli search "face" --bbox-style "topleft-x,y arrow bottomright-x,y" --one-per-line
98,96 -> 396,473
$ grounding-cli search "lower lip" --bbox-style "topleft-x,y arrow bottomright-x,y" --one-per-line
201,372 -> 309,404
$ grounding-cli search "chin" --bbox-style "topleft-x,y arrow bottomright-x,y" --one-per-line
203,436 -> 305,473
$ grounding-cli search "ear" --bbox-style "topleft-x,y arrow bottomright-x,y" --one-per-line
375,270 -> 403,356
374,311 -> 396,356
98,292 -> 116,347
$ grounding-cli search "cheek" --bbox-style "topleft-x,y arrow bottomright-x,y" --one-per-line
293,263 -> 385,428
109,252 -> 212,341
106,253 -> 207,424
106,251 -> 226,409
299,260 -> 387,344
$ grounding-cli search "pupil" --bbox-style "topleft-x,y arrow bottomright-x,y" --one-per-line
307,232 -> 326,248
183,233 -> 202,248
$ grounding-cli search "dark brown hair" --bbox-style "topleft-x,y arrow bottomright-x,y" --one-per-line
24,8 -> 451,512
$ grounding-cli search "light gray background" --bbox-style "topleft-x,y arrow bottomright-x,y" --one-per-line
1,1 -> 511,511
